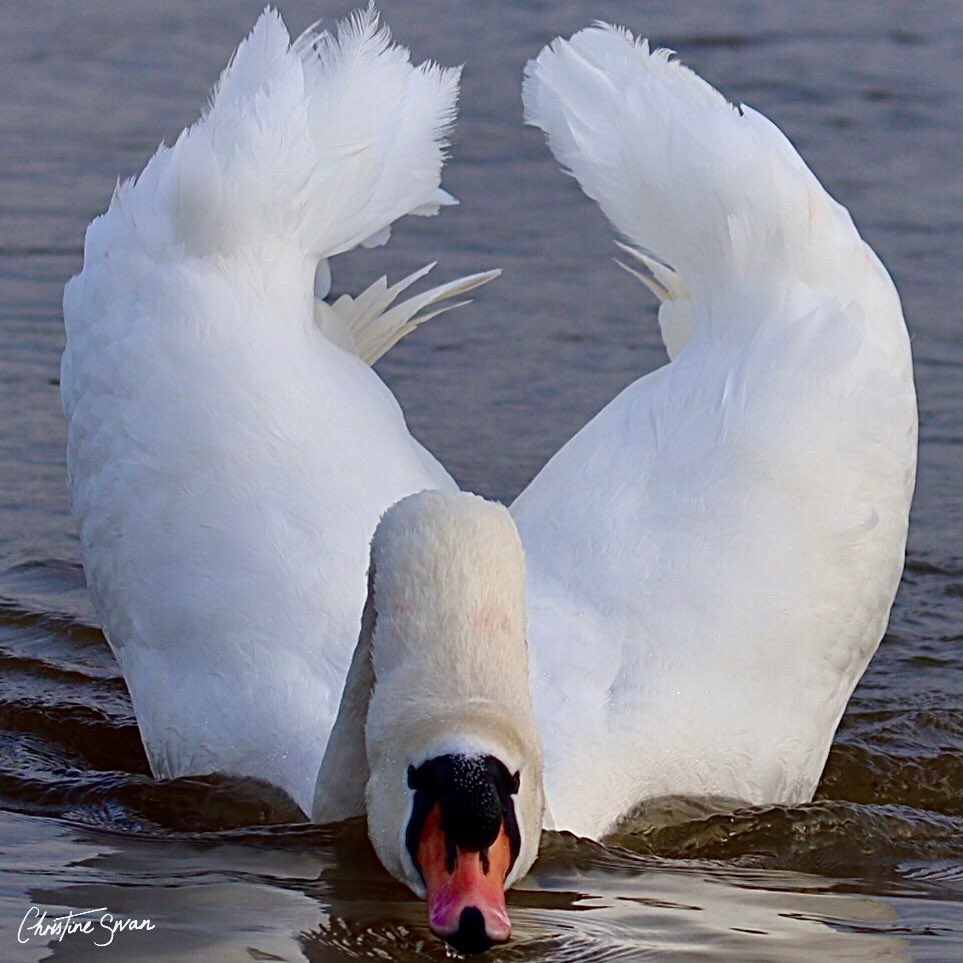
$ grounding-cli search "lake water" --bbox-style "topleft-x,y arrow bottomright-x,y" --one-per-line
0,0 -> 960,959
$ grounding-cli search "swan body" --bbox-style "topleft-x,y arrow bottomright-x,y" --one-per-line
517,25 -> 917,837
62,5 -> 917,951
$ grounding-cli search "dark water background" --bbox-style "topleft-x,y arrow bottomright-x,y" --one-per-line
0,0 -> 960,959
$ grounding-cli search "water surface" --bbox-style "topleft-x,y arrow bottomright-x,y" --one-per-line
0,0 -> 960,960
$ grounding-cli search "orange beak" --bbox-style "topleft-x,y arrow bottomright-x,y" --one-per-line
416,802 -> 512,953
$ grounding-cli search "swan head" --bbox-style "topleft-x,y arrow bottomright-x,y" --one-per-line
363,490 -> 544,952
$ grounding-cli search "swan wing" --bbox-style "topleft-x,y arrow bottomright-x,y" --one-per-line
516,25 -> 917,836
61,8 -> 484,812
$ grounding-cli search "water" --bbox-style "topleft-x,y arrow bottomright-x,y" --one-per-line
0,0 -> 960,959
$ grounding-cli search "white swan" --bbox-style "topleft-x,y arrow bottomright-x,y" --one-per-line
61,7 -> 917,954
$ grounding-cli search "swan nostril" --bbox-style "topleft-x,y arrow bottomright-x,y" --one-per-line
442,905 -> 495,955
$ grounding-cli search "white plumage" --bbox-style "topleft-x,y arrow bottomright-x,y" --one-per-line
61,7 -> 492,813
517,24 -> 917,836
62,7 -> 917,862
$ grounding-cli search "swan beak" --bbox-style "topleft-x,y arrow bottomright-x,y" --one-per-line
417,803 -> 512,953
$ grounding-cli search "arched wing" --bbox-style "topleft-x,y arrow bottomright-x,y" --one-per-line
61,8 -> 489,812
515,24 -> 916,836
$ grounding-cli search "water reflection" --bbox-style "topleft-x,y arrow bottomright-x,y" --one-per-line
6,810 -> 945,961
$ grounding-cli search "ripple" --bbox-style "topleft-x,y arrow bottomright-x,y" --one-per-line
819,741 -> 963,816
607,799 -> 963,878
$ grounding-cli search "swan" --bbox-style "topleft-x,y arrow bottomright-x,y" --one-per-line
61,6 -> 917,955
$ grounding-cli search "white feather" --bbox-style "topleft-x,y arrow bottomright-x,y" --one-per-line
317,264 -> 501,364
518,24 -> 918,836
523,24 -> 905,364
60,6 -> 489,813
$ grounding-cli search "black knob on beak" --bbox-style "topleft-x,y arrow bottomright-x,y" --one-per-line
443,905 -> 494,955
